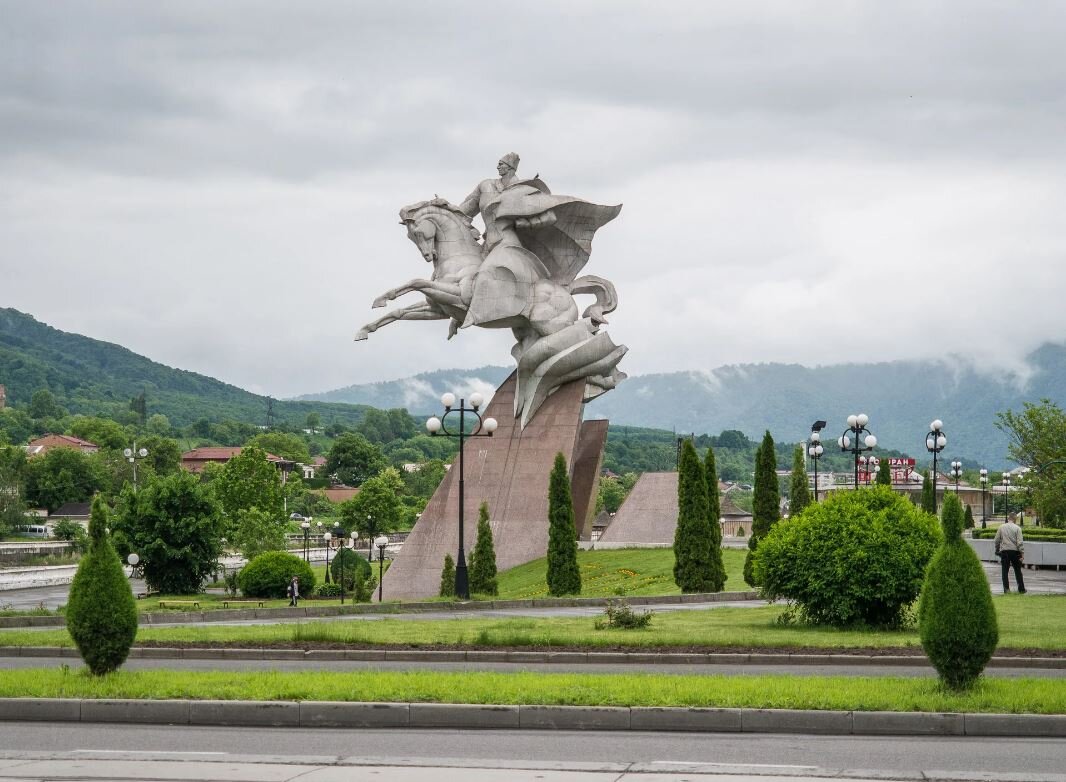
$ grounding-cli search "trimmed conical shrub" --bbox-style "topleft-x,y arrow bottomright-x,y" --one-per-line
66,496 -> 138,675
877,459 -> 893,486
921,471 -> 937,514
469,501 -> 498,596
919,492 -> 998,690
546,452 -> 581,596
745,432 -> 780,586
964,504 -> 975,529
704,447 -> 727,591
673,440 -> 713,592
789,445 -> 811,515
439,553 -> 456,598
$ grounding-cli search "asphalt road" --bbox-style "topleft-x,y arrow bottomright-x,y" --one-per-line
1,723 -> 1064,779
2,655 -> 1062,678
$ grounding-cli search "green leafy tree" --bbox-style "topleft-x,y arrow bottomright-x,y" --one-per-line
704,446 -> 726,591
29,389 -> 64,420
111,472 -> 224,594
146,414 -> 171,436
672,440 -> 712,592
788,445 -> 811,516
998,400 -> 1066,528
754,486 -> 941,627
0,446 -> 27,539
876,458 -> 893,486
248,432 -> 311,464
326,433 -> 388,486
51,518 -> 84,542
234,506 -> 287,560
305,412 -> 321,435
129,390 -> 148,427
921,471 -> 937,514
401,459 -> 447,500
469,501 -> 498,596
69,416 -> 129,451
439,553 -> 456,597
596,476 -> 627,514
339,467 -> 404,559
139,435 -> 182,477
919,492 -> 998,690
65,496 -> 138,675
546,452 -> 581,596
744,431 -> 780,586
23,447 -> 106,512
212,445 -> 284,533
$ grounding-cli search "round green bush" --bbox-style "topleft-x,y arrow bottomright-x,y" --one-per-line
919,493 -> 998,690
753,486 -> 941,627
238,551 -> 315,598
329,547 -> 371,590
314,582 -> 341,598
67,497 -> 138,675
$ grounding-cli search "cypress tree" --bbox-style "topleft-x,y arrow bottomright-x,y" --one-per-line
788,445 -> 811,516
546,452 -> 581,596
66,496 -> 138,675
876,458 -> 893,486
745,431 -> 780,586
469,501 -> 498,596
919,492 -> 998,690
921,471 -> 937,514
439,553 -> 456,598
704,447 -> 727,591
673,440 -> 713,592
964,504 -> 975,529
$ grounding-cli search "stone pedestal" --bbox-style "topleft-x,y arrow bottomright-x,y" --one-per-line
384,371 -> 606,600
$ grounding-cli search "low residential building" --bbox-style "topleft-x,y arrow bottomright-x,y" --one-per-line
180,447 -> 293,474
49,501 -> 92,530
313,486 -> 360,504
25,434 -> 100,457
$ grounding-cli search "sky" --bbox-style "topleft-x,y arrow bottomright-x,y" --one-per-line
2,1 -> 1064,399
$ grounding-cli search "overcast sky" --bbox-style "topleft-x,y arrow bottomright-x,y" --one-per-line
2,2 -> 1063,398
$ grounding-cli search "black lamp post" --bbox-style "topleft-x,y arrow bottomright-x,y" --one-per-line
426,391 -> 498,600
925,419 -> 947,514
979,468 -> 988,528
807,428 -> 824,502
950,461 -> 962,494
1001,473 -> 1011,523
375,535 -> 389,602
332,523 -> 344,602
300,519 -> 311,562
323,531 -> 332,584
838,413 -> 877,490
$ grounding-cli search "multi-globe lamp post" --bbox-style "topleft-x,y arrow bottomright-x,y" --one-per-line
838,414 -> 877,490
426,391 -> 498,600
807,430 -> 824,502
123,442 -> 149,491
979,469 -> 989,528
858,455 -> 879,485
925,420 -> 947,513
322,530 -> 332,584
300,518 -> 312,562
1002,473 -> 1012,522
375,534 -> 389,602
950,460 -> 963,493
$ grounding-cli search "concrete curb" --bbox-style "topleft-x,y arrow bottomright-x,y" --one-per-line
3,645 -> 1064,669
0,697 -> 1061,736
0,590 -> 761,629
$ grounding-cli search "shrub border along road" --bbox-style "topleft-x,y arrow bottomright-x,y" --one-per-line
3,645 -> 1064,669
0,590 -> 760,629
0,697 -> 1063,737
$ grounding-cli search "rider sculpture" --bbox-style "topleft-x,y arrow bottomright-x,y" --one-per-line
357,153 -> 627,427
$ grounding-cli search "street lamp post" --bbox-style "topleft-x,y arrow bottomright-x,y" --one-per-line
807,431 -> 824,502
838,414 -> 877,490
1002,473 -> 1012,523
300,519 -> 311,562
126,552 -> 140,580
925,420 -> 947,514
332,524 -> 345,604
979,469 -> 989,528
426,391 -> 498,600
323,531 -> 332,584
950,461 -> 963,494
123,442 -> 149,491
375,535 -> 389,602
365,514 -> 375,564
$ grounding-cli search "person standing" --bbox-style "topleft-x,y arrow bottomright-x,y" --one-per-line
994,518 -> 1026,594
287,576 -> 300,607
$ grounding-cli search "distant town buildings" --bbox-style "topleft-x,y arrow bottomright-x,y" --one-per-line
180,447 -> 292,473
24,434 -> 100,457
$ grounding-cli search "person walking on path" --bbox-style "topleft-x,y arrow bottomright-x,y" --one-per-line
994,518 -> 1026,593
287,576 -> 300,607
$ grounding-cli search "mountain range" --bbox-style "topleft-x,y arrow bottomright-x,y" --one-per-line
296,346 -> 1066,468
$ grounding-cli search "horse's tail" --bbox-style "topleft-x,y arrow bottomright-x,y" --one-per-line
571,275 -> 618,326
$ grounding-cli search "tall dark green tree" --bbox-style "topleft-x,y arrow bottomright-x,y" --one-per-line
919,492 -> 998,690
673,440 -> 713,592
66,496 -> 138,675
876,458 -> 893,486
469,501 -> 498,596
546,452 -> 581,596
745,431 -> 780,586
439,553 -> 456,598
704,447 -> 721,524
788,445 -> 811,516
212,445 -> 284,533
963,504 -> 975,529
921,470 -> 937,514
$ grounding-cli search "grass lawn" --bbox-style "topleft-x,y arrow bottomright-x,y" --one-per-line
494,548 -> 747,600
0,668 -> 1062,713
3,594 -> 1061,653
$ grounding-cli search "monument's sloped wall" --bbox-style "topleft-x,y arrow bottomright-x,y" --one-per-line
597,471 -> 680,545
384,372 -> 595,600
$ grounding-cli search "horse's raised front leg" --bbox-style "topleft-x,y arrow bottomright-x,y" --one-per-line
355,302 -> 447,341
372,278 -> 464,309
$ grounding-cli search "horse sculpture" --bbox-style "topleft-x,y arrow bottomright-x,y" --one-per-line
357,195 -> 627,427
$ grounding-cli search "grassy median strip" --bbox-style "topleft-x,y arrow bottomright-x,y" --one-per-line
0,594 -> 1060,652
0,668 -> 1063,714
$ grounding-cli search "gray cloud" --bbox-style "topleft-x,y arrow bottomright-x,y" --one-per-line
1,1 -> 1064,400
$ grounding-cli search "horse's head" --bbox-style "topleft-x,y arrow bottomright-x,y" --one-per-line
399,200 -> 480,264
401,215 -> 438,263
